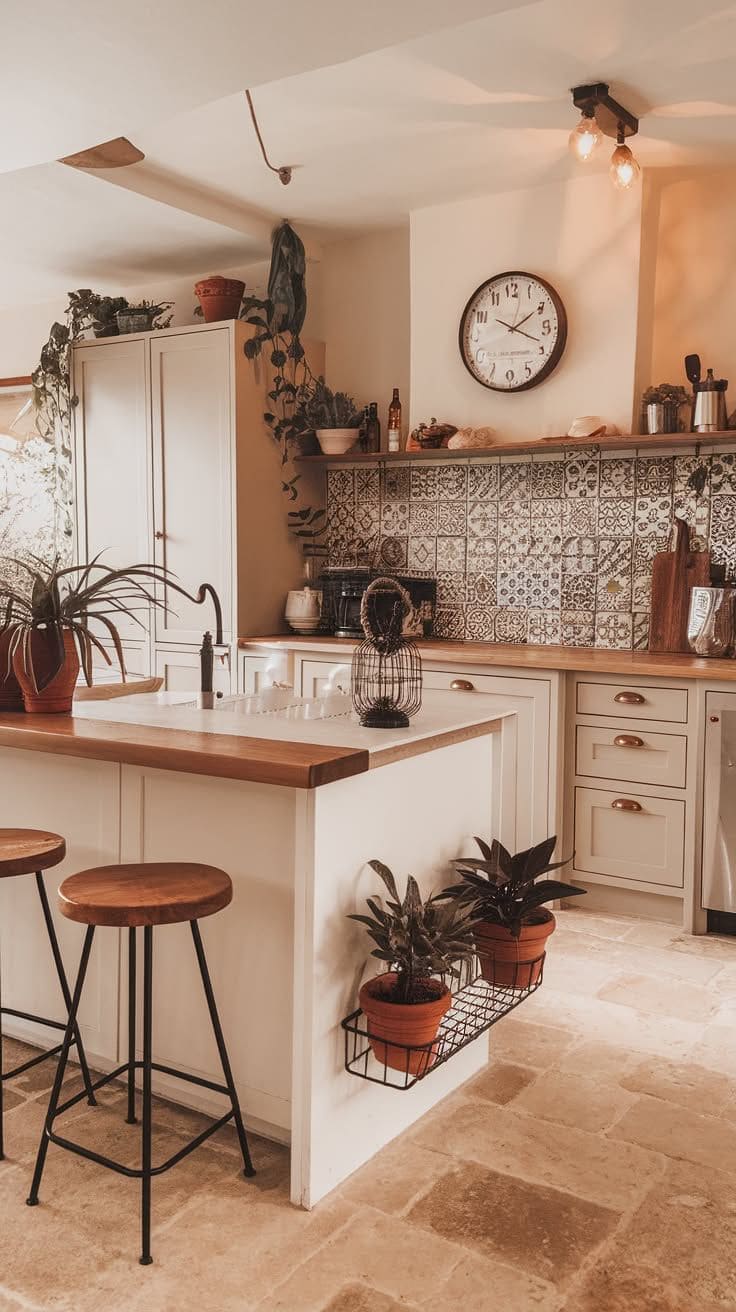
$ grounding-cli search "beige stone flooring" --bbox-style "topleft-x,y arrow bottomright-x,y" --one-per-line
2,908 -> 736,1311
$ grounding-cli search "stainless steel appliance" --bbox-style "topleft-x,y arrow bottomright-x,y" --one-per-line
702,692 -> 736,918
686,356 -> 729,432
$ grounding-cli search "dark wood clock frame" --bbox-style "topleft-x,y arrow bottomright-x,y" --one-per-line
458,271 -> 568,393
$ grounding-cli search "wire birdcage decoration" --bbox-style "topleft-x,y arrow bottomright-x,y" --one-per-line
351,577 -> 423,728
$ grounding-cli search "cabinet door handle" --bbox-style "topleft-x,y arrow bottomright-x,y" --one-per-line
154,530 -> 166,541
450,679 -> 475,691
613,734 -> 644,748
614,690 -> 645,705
611,798 -> 643,812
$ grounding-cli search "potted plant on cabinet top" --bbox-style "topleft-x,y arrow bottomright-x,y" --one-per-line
0,555 -> 167,713
116,301 -> 173,334
301,377 -> 361,455
348,860 -> 479,1074
194,276 -> 245,322
439,836 -> 584,989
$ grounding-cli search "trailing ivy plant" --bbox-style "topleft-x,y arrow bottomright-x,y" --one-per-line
238,221 -> 326,549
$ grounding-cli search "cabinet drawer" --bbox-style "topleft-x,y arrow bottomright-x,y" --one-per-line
575,725 -> 687,788
574,786 -> 684,888
576,681 -> 687,723
299,659 -> 351,698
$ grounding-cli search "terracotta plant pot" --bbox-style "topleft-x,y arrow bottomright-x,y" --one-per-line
194,277 -> 245,323
475,911 -> 555,990
13,629 -> 80,714
0,630 -> 23,711
359,972 -> 451,1076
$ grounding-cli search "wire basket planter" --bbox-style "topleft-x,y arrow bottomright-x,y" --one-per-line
341,952 -> 545,1091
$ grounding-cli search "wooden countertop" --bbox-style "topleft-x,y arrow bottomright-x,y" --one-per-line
240,636 -> 736,682
0,712 -> 369,789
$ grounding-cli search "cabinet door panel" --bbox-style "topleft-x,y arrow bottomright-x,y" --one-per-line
151,331 -> 232,644
155,646 -> 232,694
574,785 -> 685,889
73,339 -> 151,643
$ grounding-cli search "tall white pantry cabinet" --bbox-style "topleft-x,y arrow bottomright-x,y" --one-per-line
72,320 -> 322,691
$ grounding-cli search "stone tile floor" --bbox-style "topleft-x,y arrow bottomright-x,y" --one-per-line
2,908 -> 736,1310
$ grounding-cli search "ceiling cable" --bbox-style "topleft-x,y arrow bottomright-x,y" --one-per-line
244,90 -> 292,186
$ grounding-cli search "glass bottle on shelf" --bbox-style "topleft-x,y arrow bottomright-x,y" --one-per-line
365,402 -> 381,452
388,388 -> 402,452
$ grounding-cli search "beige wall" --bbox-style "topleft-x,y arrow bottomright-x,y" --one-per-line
637,168 -> 736,406
410,173 -> 643,440
318,227 -> 410,419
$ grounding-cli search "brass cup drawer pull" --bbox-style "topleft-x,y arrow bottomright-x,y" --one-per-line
613,734 -> 644,748
611,798 -> 643,812
614,691 -> 645,706
450,679 -> 475,691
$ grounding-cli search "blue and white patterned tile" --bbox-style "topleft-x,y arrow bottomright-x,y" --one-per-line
467,501 -> 498,540
562,499 -> 597,537
635,495 -> 674,538
498,567 -> 529,608
436,536 -> 467,573
599,456 -> 635,500
355,467 -> 380,502
709,495 -> 736,572
381,500 -> 409,536
561,536 -> 597,575
530,459 -> 564,499
595,613 -> 633,650
410,466 -> 439,501
499,461 -> 531,501
436,464 -> 468,500
597,500 -> 635,536
494,608 -> 529,643
633,613 -> 650,651
596,538 -> 633,612
708,454 -> 736,497
383,465 -> 411,500
437,500 -> 467,536
528,610 -> 561,645
636,456 -> 673,496
436,572 -> 466,607
379,536 -> 408,570
561,609 -> 595,647
407,536 -> 437,572
434,606 -> 466,640
409,501 -> 438,535
632,571 -> 652,612
327,467 -> 355,503
465,606 -> 497,641
564,453 -> 599,498
465,570 -> 497,606
561,573 -> 597,611
468,461 -> 499,501
466,536 -> 497,570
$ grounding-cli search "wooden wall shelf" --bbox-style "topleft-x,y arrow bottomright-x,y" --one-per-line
296,431 -> 736,464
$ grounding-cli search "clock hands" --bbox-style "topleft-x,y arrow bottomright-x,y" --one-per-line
495,317 -> 539,343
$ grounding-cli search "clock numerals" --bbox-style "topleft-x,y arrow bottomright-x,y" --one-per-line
460,273 -> 566,392
542,319 -> 551,336
490,290 -> 500,306
524,362 -> 532,379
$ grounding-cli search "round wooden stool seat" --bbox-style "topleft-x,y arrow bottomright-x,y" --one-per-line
0,829 -> 66,879
58,863 -> 233,928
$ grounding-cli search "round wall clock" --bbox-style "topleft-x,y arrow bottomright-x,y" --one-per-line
458,271 -> 567,392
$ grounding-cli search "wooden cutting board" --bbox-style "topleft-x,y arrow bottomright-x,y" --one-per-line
648,517 -> 711,652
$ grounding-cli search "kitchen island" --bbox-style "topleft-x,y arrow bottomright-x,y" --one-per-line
0,690 -> 515,1206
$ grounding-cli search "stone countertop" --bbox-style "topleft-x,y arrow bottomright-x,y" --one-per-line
239,635 -> 736,682
0,691 -> 510,790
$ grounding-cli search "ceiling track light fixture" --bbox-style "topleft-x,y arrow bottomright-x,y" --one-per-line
569,82 -> 640,188
245,89 -> 292,186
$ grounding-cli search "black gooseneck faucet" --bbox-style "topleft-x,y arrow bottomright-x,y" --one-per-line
196,583 -> 224,704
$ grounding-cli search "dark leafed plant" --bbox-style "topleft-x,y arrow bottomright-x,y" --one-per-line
348,860 -> 479,1004
301,377 -> 361,430
440,836 -> 584,939
238,221 -> 325,547
0,555 -> 214,692
121,300 -> 174,328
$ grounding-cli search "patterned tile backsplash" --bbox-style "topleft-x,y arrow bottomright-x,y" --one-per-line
326,448 -> 736,649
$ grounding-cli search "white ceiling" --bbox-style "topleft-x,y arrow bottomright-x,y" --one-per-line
3,0 -> 736,308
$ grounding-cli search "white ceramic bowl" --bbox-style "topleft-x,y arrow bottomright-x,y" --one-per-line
316,428 -> 359,455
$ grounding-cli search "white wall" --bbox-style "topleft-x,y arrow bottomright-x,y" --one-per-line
318,227 -> 410,419
410,173 -> 643,440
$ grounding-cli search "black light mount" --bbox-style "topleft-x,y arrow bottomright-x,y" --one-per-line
571,83 -> 638,140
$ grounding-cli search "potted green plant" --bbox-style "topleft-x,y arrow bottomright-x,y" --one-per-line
116,301 -> 174,334
0,555 -> 169,713
92,296 -> 131,338
642,384 -> 690,434
348,860 -> 479,1074
301,377 -> 362,455
439,836 -> 584,989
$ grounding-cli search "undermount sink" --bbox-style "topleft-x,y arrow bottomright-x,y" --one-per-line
215,690 -> 352,720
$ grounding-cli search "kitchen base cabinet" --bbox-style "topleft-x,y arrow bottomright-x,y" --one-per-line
573,785 -> 685,890
155,646 -> 233,694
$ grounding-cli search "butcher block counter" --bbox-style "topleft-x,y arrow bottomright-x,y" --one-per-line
0,689 -> 515,1209
239,635 -> 736,682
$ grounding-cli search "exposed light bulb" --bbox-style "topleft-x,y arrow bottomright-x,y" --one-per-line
568,111 -> 601,162
610,137 -> 641,190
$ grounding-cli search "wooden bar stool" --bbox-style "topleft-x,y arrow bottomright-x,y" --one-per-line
27,862 -> 255,1265
0,829 -> 96,1159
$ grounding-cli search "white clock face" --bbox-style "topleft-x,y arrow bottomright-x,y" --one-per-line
459,272 -> 567,392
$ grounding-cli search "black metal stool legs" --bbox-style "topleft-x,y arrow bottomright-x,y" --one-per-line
27,925 -> 95,1206
140,926 -> 153,1265
126,927 -> 137,1125
190,920 -> 255,1178
34,873 -> 97,1108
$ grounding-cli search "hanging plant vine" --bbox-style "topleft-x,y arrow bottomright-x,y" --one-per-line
238,221 -> 326,551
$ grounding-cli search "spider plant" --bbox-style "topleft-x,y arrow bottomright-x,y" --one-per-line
0,554 -> 173,690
